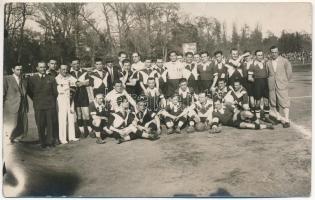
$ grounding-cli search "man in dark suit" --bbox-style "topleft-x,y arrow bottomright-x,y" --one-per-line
104,57 -> 122,91
3,64 -> 29,144
27,61 -> 58,148
46,58 -> 59,77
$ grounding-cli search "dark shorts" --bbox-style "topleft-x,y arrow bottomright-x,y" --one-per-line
187,78 -> 198,92
91,119 -> 107,132
164,116 -> 187,127
198,80 -> 213,94
74,87 -> 90,107
138,122 -> 158,131
243,80 -> 254,96
254,78 -> 269,99
232,113 -> 243,128
189,116 -> 207,123
166,79 -> 180,98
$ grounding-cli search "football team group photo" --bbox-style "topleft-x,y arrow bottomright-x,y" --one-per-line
2,2 -> 312,198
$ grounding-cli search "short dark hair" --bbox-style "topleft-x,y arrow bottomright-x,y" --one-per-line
143,56 -> 152,61
71,57 -> 80,62
233,78 -> 242,85
11,63 -> 22,70
105,57 -> 114,64
114,80 -> 122,85
230,48 -> 238,53
213,97 -> 222,103
270,45 -> 278,51
185,52 -> 194,57
95,57 -> 103,63
168,50 -> 177,56
200,51 -> 209,56
95,93 -> 105,98
132,52 -> 140,57
217,78 -> 226,83
179,78 -> 187,84
37,60 -> 46,65
255,50 -> 263,55
147,77 -> 155,82
151,57 -> 157,62
117,95 -> 128,106
243,50 -> 251,54
118,51 -> 127,57
48,58 -> 57,63
214,50 -> 223,56
177,53 -> 183,57
122,59 -> 131,65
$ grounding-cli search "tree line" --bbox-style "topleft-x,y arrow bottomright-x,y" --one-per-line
4,3 -> 312,74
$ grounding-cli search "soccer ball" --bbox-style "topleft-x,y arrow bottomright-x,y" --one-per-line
195,122 -> 206,132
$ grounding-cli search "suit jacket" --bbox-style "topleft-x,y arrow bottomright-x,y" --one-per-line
27,74 -> 58,110
266,56 -> 292,90
3,75 -> 28,114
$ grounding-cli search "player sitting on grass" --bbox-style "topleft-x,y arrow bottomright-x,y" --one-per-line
89,93 -> 109,144
186,93 -> 213,133
143,77 -> 166,113
224,78 -> 250,111
175,78 -> 197,108
210,98 -> 274,133
106,95 -> 159,144
212,78 -> 229,103
135,97 -> 162,135
160,95 -> 189,134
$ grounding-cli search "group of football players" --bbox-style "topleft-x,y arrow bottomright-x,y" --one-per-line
48,47 -> 283,145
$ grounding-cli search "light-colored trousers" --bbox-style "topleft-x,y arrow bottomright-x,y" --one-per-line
57,95 -> 76,143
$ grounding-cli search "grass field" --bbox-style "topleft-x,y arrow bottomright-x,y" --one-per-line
3,64 -> 312,197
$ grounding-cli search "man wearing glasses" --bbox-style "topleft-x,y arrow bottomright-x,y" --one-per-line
131,52 -> 145,72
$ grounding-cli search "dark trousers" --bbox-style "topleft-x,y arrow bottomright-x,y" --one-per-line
34,109 -> 57,146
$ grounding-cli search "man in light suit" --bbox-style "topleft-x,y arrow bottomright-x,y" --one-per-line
3,64 -> 29,144
266,46 -> 292,128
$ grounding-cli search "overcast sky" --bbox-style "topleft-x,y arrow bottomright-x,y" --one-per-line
179,3 -> 312,38
25,2 -> 312,38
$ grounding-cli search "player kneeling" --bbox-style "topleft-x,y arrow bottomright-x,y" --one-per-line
186,93 -> 213,133
210,98 -> 274,133
89,93 -> 109,144
161,95 -> 189,134
106,96 -> 159,144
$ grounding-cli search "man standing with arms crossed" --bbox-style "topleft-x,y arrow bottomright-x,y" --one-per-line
266,46 -> 292,128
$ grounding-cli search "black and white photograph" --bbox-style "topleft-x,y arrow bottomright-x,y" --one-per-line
1,1 -> 312,197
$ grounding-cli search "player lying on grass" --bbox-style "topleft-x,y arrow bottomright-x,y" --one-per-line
106,95 -> 159,144
160,94 -> 190,134
186,93 -> 213,133
210,98 -> 274,133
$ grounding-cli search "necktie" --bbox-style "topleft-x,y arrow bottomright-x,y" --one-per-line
19,78 -> 24,94
110,68 -> 114,82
